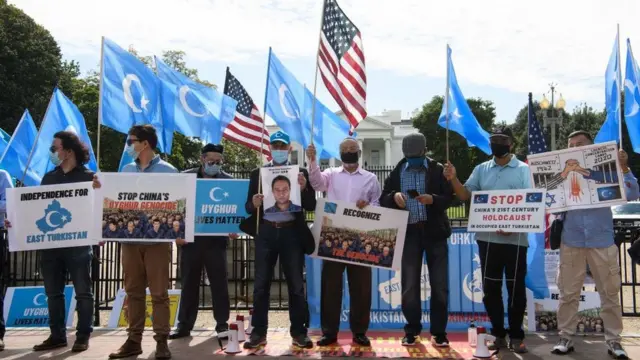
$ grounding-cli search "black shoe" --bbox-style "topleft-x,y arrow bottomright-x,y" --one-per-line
431,334 -> 449,348
72,337 -> 89,352
33,336 -> 68,351
317,335 -> 338,346
292,334 -> 313,349
0,338 -> 4,351
215,324 -> 229,339
168,329 -> 191,340
353,334 -> 371,347
243,333 -> 267,349
402,333 -> 417,346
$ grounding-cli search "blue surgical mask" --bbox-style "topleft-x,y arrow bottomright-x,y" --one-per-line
49,152 -> 62,166
406,157 -> 424,167
272,150 -> 289,164
125,144 -> 140,160
204,163 -> 220,176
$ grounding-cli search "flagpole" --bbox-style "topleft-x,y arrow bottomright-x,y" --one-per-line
21,89 -> 56,184
309,0 -> 328,146
97,36 -> 105,170
445,44 -> 450,164
617,24 -> 623,147
256,48 -> 273,233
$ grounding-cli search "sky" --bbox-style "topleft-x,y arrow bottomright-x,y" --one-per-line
10,0 -> 640,125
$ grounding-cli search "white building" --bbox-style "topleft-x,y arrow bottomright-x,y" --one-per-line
266,109 -> 419,168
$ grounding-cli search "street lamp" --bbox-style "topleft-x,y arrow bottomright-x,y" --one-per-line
540,83 -> 566,151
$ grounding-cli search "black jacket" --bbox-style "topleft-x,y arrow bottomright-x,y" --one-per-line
41,166 -> 94,185
239,165 -> 316,254
379,157 -> 453,240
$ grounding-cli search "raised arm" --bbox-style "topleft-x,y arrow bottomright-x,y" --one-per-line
307,159 -> 331,192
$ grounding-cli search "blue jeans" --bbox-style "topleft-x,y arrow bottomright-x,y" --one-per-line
40,246 -> 94,340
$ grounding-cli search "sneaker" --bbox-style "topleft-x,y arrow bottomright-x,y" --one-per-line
607,340 -> 629,359
0,338 -> 4,351
243,333 -> 267,349
72,337 -> 89,352
316,335 -> 338,346
551,337 -> 574,355
353,334 -> 371,347
168,329 -> 190,340
215,323 -> 229,340
292,334 -> 313,349
33,336 -> 68,351
488,337 -> 508,351
401,333 -> 418,346
431,334 -> 450,348
509,339 -> 528,354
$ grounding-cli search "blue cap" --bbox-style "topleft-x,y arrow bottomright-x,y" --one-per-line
269,130 -> 290,144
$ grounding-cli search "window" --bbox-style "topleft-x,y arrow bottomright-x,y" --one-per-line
371,150 -> 380,166
291,150 -> 299,165
320,159 -> 330,167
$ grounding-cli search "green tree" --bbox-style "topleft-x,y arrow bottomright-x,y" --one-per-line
412,96 -> 496,181
0,0 -> 63,130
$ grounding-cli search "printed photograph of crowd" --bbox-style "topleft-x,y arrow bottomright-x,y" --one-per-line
535,311 -> 604,334
101,209 -> 186,240
317,219 -> 398,268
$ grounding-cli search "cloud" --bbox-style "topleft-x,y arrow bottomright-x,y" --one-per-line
10,0 -> 640,109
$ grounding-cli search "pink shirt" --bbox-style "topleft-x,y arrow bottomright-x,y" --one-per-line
308,161 -> 382,205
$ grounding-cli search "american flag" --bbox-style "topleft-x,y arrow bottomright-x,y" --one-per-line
223,68 -> 271,160
527,95 -> 551,247
317,0 -> 367,132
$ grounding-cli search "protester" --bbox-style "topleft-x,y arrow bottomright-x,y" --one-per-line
0,168 -> 13,352
101,125 -> 178,360
551,130 -> 639,359
170,143 -> 235,340
4,132 -> 97,352
306,138 -> 381,347
241,130 -> 316,349
379,133 -> 453,347
443,125 -> 530,353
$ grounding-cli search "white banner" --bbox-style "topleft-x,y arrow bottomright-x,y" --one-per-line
310,198 -> 408,270
260,165 -> 301,212
6,182 -> 96,252
527,286 -> 603,334
528,141 -> 626,213
94,173 -> 196,243
468,189 -> 546,233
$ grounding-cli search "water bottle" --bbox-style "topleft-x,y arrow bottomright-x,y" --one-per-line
468,320 -> 477,347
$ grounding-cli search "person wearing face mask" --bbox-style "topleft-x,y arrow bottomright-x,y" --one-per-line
169,143 -> 233,340
240,130 -> 316,349
379,133 -> 453,348
443,126 -> 531,354
305,138 -> 381,347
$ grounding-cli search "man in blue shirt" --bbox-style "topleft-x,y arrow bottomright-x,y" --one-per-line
444,126 -> 531,353
263,176 -> 303,214
0,169 -> 13,352
552,131 -> 639,359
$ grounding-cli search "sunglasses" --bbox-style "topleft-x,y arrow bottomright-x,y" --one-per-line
126,139 -> 141,146
49,146 -> 57,153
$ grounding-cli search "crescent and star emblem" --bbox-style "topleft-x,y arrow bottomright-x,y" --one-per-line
44,211 -> 61,228
33,293 -> 47,306
179,85 -> 207,117
278,84 -> 300,119
122,74 -> 149,113
209,187 -> 229,202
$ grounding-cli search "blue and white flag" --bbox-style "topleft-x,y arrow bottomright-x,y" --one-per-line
624,38 -> 640,153
0,110 -> 42,186
596,31 -> 622,144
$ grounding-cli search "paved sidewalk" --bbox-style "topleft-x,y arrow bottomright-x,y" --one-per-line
2,328 -> 640,359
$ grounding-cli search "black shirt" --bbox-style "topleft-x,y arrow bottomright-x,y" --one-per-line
40,166 -> 95,186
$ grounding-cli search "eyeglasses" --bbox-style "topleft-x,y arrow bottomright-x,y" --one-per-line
49,146 -> 57,153
126,139 -> 141,146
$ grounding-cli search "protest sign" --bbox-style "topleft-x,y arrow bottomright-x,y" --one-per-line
310,198 -> 407,270
195,179 -> 249,235
260,165 -> 301,213
107,288 -> 181,328
3,285 -> 75,327
468,189 -> 546,233
528,141 -> 626,212
94,173 -> 196,242
6,182 -> 96,252
527,286 -> 603,334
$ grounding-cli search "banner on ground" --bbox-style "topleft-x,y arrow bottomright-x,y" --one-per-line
3,285 -> 75,327
527,286 -> 603,334
310,198 -> 407,270
94,173 -> 196,242
195,179 -> 249,235
6,182 -> 96,252
306,230 -> 516,330
107,288 -> 182,328
260,165 -> 301,212
528,141 -> 626,212
468,189 -> 546,233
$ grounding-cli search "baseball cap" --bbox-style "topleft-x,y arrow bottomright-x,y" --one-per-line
490,125 -> 513,139
270,130 -> 290,145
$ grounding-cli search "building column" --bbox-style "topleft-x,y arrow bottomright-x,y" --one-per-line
385,138 -> 391,166
298,144 -> 304,165
329,158 -> 336,167
357,139 -> 364,167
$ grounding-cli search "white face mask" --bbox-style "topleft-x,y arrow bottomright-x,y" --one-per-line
125,144 -> 140,159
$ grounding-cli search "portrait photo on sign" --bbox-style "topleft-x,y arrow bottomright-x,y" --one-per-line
94,173 -> 196,242
310,199 -> 408,270
260,165 -> 301,213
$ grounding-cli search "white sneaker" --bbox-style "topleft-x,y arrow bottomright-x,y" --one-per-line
607,340 -> 629,359
551,337 -> 574,355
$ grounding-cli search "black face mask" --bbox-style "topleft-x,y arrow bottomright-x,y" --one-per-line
340,152 -> 359,164
491,143 -> 510,158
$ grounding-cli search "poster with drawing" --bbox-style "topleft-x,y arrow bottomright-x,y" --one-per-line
260,165 -> 301,213
528,141 -> 626,213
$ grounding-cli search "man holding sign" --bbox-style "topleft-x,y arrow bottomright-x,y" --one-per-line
444,126 -> 531,353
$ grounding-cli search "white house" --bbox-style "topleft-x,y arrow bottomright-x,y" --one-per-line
266,109 -> 419,167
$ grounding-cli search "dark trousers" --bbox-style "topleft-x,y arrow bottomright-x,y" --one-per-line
251,224 -> 307,337
402,225 -> 449,336
320,261 -> 371,336
176,238 -> 230,331
0,231 -> 6,339
477,240 -> 527,339
40,246 -> 94,340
